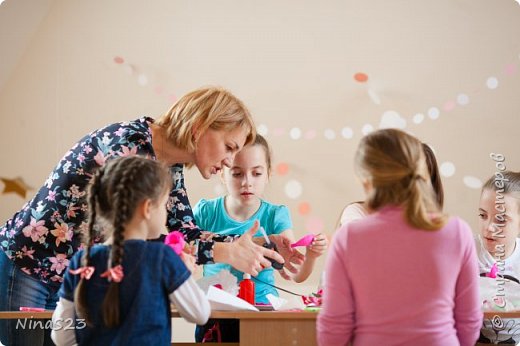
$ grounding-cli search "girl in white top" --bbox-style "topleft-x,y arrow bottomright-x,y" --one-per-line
477,170 -> 520,282
476,170 -> 520,345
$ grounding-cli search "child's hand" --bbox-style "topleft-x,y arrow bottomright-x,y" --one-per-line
180,244 -> 197,273
306,233 -> 328,259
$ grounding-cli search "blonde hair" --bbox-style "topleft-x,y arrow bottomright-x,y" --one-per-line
156,86 -> 256,167
355,129 -> 447,231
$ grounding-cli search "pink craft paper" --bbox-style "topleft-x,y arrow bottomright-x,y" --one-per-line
291,234 -> 315,248
164,231 -> 185,255
486,263 -> 498,278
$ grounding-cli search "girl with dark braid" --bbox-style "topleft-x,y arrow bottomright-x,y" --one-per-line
51,156 -> 210,345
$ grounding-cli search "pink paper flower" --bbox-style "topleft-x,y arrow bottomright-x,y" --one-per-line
164,231 -> 186,255
291,234 -> 315,248
486,263 -> 498,278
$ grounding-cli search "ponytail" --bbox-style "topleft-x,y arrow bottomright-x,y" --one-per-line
357,129 -> 447,231
405,175 -> 446,231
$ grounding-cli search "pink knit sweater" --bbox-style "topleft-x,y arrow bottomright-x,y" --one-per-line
317,206 -> 482,346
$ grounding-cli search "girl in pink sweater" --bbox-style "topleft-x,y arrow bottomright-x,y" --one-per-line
317,129 -> 482,346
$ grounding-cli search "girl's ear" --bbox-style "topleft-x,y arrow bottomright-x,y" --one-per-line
141,199 -> 153,220
362,178 -> 372,195
191,121 -> 202,144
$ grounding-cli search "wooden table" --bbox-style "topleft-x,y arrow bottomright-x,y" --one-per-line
0,309 -> 318,346
4,310 -> 518,346
199,310 -> 317,346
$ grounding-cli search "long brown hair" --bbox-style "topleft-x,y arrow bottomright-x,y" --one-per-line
355,129 -> 447,230
75,156 -> 171,327
422,143 -> 444,209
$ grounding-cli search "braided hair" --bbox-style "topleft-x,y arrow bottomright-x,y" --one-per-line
74,156 -> 172,327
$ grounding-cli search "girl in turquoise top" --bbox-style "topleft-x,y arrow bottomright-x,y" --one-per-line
193,134 -> 328,342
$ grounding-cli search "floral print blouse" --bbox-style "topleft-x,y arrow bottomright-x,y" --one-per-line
0,117 -> 235,286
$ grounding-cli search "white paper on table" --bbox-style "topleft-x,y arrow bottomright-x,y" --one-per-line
207,286 -> 259,311
266,294 -> 305,311
266,294 -> 286,310
197,270 -> 239,296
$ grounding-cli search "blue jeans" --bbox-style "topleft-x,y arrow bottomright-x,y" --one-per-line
0,250 -> 59,346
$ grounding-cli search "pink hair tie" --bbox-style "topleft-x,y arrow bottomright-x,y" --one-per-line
100,265 -> 124,283
69,266 -> 96,280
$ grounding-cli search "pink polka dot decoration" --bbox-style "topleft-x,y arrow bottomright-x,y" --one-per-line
305,216 -> 324,233
443,101 -> 455,112
113,56 -> 124,64
354,72 -> 368,83
505,63 -> 517,76
297,202 -> 311,216
273,128 -> 286,137
276,163 -> 289,176
304,129 -> 317,140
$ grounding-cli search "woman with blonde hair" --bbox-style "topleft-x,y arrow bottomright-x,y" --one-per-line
0,86 -> 284,346
317,128 -> 482,346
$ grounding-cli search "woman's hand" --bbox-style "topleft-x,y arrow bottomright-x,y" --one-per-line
306,233 -> 328,259
213,220 -> 285,276
268,234 -> 305,280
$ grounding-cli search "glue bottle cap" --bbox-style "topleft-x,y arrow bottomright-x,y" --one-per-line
243,273 -> 251,280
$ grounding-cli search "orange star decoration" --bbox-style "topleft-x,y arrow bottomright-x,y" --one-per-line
0,176 -> 32,199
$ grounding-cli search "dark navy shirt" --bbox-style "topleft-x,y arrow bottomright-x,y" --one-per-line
60,240 -> 189,346
0,117 -> 236,285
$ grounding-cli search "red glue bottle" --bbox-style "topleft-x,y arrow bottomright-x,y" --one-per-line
238,273 -> 255,305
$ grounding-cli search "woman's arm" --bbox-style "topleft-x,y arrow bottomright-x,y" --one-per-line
212,221 -> 285,276
51,298 -> 78,346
